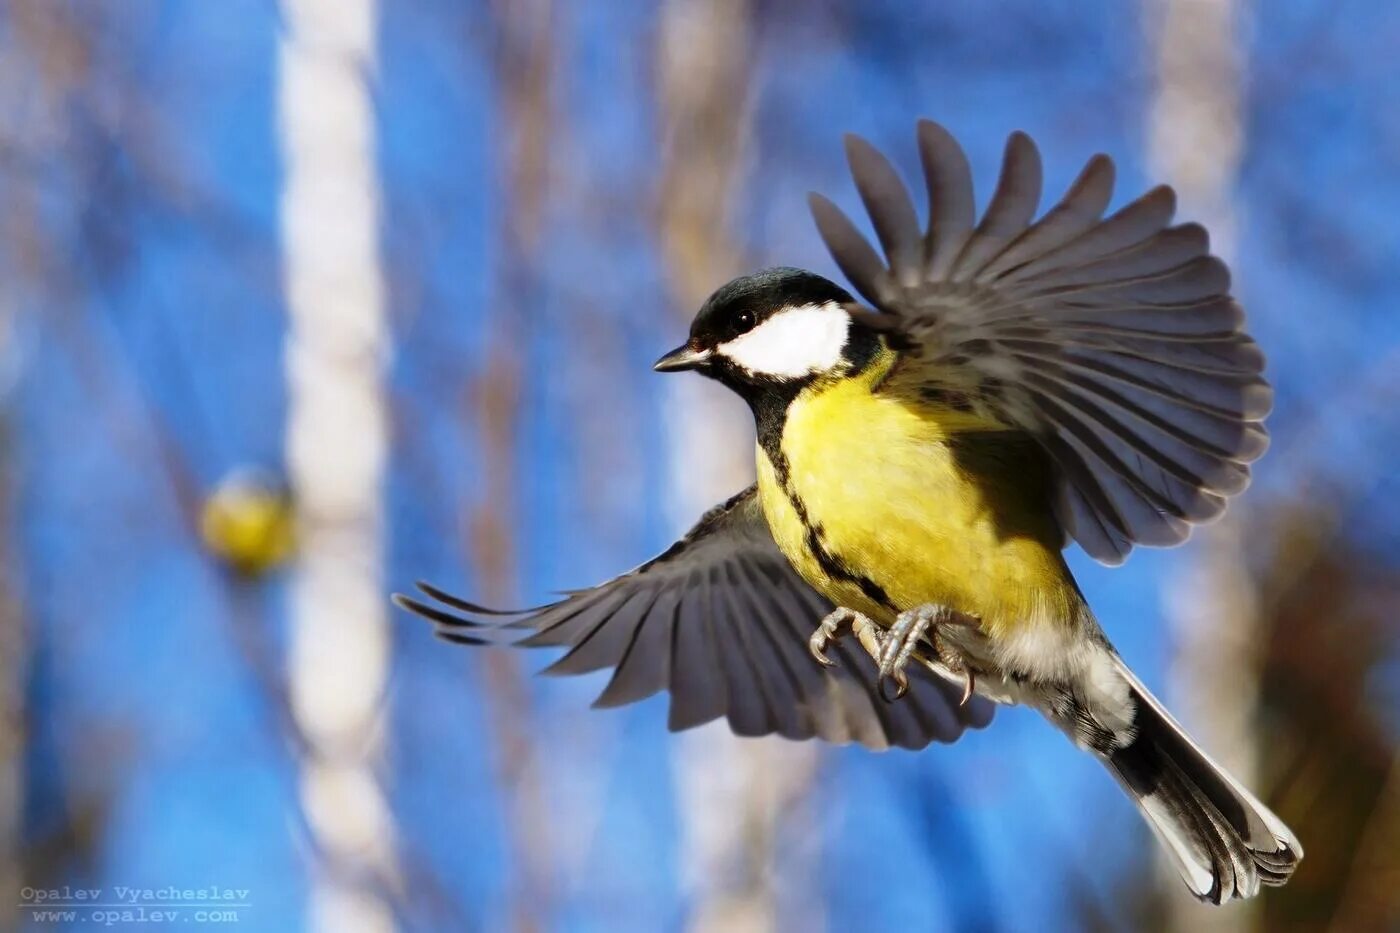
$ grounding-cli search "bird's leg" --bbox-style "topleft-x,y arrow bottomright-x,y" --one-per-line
878,604 -> 981,705
809,607 -> 905,692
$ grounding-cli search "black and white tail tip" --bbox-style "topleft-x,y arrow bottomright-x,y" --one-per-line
1106,661 -> 1301,903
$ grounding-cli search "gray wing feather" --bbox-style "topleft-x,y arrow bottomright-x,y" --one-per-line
916,119 -> 976,279
951,130 -> 1042,281
1005,186 -> 1178,282
808,192 -> 902,308
668,580 -> 726,730
811,121 -> 1270,565
975,154 -> 1114,283
845,134 -> 923,285
396,485 -> 991,750
593,588 -> 677,709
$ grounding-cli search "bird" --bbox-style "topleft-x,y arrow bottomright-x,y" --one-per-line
200,468 -> 296,578
395,119 -> 1301,903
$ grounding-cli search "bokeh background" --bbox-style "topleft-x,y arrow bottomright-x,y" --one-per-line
2,0 -> 1398,931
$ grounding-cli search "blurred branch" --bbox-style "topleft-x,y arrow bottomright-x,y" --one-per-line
467,1 -> 560,929
0,0 -> 115,900
656,0 -> 752,307
1135,182 -> 1400,933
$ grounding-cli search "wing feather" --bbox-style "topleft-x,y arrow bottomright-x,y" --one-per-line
716,565 -> 806,734
916,119 -> 975,279
951,131 -> 1042,281
1004,185 -> 1178,283
668,571 -> 727,730
979,153 -> 1115,281
808,193 -> 901,308
845,134 -> 923,286
517,589 -> 625,648
1025,377 -> 1233,521
595,588 -> 678,708
542,590 -> 653,675
1004,224 -> 1207,292
993,297 -> 1245,337
727,562 -> 817,739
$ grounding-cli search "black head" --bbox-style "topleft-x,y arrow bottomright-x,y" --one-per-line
653,268 -> 872,388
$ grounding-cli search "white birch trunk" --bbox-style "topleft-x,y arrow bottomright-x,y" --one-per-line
1148,1 -> 1255,928
278,2 -> 398,930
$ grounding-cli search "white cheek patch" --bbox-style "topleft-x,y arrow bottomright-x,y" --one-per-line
716,302 -> 851,378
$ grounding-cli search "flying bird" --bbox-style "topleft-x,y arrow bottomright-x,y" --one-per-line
396,120 -> 1300,903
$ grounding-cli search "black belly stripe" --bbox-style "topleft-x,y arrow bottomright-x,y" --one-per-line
767,445 -> 897,612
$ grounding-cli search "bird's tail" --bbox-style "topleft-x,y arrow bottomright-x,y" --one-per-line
1103,657 -> 1302,903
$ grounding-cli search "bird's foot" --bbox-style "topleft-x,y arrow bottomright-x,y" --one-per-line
880,604 -> 981,706
808,606 -> 903,689
809,603 -> 982,705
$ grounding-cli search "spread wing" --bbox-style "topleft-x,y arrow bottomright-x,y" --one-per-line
395,485 -> 992,751
809,121 -> 1270,565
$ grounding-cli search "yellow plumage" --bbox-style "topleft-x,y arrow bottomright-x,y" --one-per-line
755,346 -> 1085,643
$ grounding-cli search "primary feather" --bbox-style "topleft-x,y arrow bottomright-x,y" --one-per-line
811,120 -> 1270,564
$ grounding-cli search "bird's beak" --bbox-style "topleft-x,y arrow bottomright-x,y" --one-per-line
653,343 -> 713,373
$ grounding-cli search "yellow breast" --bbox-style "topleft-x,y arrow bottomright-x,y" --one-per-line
755,353 -> 1083,640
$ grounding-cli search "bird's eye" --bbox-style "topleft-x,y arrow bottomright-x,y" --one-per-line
736,310 -> 754,331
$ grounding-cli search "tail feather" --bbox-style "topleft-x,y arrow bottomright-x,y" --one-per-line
1105,657 -> 1302,903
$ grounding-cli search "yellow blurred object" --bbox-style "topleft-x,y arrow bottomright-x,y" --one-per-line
200,470 -> 296,577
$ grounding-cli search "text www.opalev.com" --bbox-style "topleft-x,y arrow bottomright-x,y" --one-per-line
23,907 -> 245,926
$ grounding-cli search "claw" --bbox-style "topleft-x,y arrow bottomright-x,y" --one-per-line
809,607 -> 866,668
958,668 -> 976,707
878,670 -> 909,703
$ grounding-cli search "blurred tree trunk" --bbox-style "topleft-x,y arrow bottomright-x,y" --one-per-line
1148,0 -> 1253,929
279,2 -> 399,930
656,2 -> 823,930
0,1 -> 107,901
0,8 -> 31,904
0,495 -> 17,918
1254,503 -> 1399,933
0,431 -> 18,916
468,0 -> 558,929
